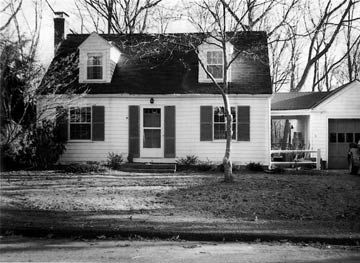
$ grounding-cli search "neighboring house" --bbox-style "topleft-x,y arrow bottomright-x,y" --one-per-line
271,80 -> 360,169
38,13 -> 272,165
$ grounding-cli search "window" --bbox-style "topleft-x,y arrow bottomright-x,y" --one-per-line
338,133 -> 345,143
87,54 -> 103,79
207,51 -> 223,79
329,133 -> 337,143
213,106 -> 236,140
69,107 -> 91,140
346,133 -> 354,143
355,133 -> 360,143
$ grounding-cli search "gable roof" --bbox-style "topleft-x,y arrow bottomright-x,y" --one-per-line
271,81 -> 357,110
38,32 -> 272,95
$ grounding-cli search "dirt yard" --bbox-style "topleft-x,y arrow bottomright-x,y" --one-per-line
1,170 -> 359,225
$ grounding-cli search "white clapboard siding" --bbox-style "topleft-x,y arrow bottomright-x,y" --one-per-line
308,81 -> 360,162
52,95 -> 271,165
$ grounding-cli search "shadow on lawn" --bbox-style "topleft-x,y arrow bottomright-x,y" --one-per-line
159,174 -> 360,223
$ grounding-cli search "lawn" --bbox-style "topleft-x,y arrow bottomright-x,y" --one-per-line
1,170 -> 360,236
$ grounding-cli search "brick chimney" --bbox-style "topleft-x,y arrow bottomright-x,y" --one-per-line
54,11 -> 69,55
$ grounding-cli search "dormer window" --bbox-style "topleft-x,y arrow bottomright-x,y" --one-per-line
206,51 -> 223,79
87,53 -> 103,80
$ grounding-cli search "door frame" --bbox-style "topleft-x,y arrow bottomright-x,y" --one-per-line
140,105 -> 164,158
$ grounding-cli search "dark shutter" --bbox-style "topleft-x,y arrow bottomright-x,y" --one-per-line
129,105 -> 140,158
164,106 -> 176,158
55,106 -> 68,142
92,106 -> 105,141
237,106 -> 250,141
200,106 -> 213,141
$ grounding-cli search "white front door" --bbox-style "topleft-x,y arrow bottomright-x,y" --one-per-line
140,106 -> 163,158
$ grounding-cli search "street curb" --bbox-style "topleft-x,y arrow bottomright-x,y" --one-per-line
2,226 -> 359,246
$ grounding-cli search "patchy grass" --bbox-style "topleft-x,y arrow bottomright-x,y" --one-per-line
164,173 -> 360,222
1,171 -> 359,232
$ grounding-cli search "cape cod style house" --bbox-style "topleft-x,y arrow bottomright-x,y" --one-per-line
38,13 -> 272,165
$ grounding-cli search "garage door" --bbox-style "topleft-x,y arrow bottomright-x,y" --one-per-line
328,119 -> 360,169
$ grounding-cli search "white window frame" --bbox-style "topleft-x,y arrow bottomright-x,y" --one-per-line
213,106 -> 237,141
86,53 -> 104,81
206,50 -> 224,80
68,106 -> 92,142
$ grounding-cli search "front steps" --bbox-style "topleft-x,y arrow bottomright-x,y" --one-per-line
120,163 -> 176,173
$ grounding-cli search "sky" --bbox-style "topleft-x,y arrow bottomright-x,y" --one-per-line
15,0 -> 195,67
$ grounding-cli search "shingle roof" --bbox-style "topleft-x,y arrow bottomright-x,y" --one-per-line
271,82 -> 355,110
38,32 -> 272,95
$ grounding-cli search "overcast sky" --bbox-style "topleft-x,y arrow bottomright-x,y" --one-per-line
16,0 -> 194,67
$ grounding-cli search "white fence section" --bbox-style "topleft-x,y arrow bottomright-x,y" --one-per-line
269,149 -> 321,170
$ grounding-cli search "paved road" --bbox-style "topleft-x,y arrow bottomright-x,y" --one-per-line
1,236 -> 360,262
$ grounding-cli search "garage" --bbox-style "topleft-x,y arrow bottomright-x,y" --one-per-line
328,119 -> 360,169
272,81 -> 360,169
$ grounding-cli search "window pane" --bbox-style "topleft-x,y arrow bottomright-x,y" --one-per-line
214,107 -> 225,122
338,133 -> 345,143
355,133 -> 360,143
143,108 -> 161,127
207,51 -> 223,64
232,123 -> 236,140
87,55 -> 102,66
70,107 -> 81,122
143,129 -> 161,148
81,107 -> 91,122
231,107 -> 236,122
329,133 -> 336,143
214,123 -> 226,139
207,65 -> 223,79
346,133 -> 354,143
70,124 -> 91,140
87,66 -> 103,79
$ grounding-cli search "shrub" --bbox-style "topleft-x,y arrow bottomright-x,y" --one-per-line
197,160 -> 216,171
127,154 -> 134,163
176,155 -> 199,167
61,162 -> 107,173
3,120 -> 67,170
107,152 -> 123,170
246,162 -> 264,172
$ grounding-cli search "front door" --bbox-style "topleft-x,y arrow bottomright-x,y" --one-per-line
141,106 -> 163,158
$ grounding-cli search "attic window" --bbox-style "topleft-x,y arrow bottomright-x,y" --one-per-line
206,51 -> 223,79
87,53 -> 103,80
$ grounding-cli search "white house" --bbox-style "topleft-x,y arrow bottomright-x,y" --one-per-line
271,80 -> 360,169
38,13 -> 272,166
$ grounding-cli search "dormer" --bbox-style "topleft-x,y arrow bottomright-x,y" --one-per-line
197,37 -> 233,83
78,33 -> 121,83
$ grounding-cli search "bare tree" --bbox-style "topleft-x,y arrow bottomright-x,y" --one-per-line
292,0 -> 357,91
78,0 -> 163,34
0,0 -> 22,31
186,0 -> 271,181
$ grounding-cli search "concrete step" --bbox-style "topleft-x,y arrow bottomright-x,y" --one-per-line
120,163 -> 176,173
120,168 -> 176,173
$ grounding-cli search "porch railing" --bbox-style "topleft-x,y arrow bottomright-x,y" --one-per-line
269,149 -> 321,170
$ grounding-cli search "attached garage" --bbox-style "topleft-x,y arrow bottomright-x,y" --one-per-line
328,119 -> 360,169
272,80 -> 360,169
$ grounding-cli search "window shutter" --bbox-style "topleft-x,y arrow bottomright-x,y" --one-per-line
164,106 -> 176,158
92,106 -> 105,141
200,106 -> 213,141
55,106 -> 68,142
237,106 -> 250,141
129,105 -> 140,158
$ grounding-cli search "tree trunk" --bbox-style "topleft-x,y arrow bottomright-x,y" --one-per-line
222,93 -> 233,182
